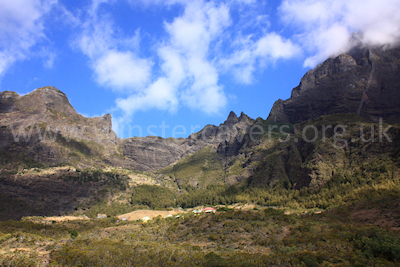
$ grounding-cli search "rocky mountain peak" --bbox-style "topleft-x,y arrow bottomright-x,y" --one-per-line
0,86 -> 119,167
224,111 -> 239,125
238,111 -> 252,124
26,86 -> 77,116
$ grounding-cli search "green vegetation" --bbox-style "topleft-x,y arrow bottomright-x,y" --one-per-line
176,184 -> 235,208
79,201 -> 139,219
70,229 -> 78,239
174,167 -> 400,211
160,147 -> 225,189
61,169 -> 129,190
131,184 -> 176,209
251,118 -> 294,142
2,208 -> 400,266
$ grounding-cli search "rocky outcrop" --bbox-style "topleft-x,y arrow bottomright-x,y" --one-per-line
0,86 -> 119,167
0,86 -> 117,146
216,112 -> 253,158
268,46 -> 400,124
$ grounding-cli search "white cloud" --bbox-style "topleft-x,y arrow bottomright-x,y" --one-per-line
162,0 -> 230,113
279,0 -> 400,67
0,0 -> 56,76
76,2 -> 152,92
0,52 -> 17,76
302,23 -> 351,67
116,78 -> 178,114
114,0 -> 231,118
219,32 -> 301,83
94,50 -> 153,90
113,0 -> 304,122
255,33 -> 301,59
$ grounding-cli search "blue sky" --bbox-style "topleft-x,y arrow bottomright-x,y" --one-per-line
1,0 -> 399,138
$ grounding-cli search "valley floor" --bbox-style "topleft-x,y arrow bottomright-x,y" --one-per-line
1,201 -> 400,267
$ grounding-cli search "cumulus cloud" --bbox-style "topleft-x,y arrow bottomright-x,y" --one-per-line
0,0 -> 56,77
115,0 -> 231,118
76,5 -> 152,92
279,0 -> 400,67
94,51 -> 153,90
116,78 -> 178,114
161,0 -> 230,114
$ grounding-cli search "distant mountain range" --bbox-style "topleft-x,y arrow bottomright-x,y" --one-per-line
1,45 -> 399,220
1,46 -> 399,171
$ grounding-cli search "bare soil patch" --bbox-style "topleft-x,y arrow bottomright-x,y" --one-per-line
116,209 -> 183,221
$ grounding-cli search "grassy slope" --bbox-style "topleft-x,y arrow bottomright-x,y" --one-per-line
158,146 -> 225,189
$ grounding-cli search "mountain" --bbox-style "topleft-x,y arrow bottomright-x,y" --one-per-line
1,46 -> 400,266
2,46 -> 398,175
0,86 -> 119,168
154,45 -> 400,194
268,46 -> 400,124
0,86 -> 256,172
0,45 -> 399,221
0,87 -> 257,219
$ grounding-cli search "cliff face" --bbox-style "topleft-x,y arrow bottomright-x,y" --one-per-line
268,46 -> 400,124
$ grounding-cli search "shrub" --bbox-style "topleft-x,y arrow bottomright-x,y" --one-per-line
70,229 -> 78,239
353,227 -> 400,262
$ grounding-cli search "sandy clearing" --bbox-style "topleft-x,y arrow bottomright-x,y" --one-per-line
116,210 -> 183,221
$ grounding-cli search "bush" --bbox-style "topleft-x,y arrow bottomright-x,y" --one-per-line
353,227 -> 400,262
70,229 -> 78,239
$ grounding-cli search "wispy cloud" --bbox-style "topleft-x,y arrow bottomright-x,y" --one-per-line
0,0 -> 56,77
279,0 -> 400,67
